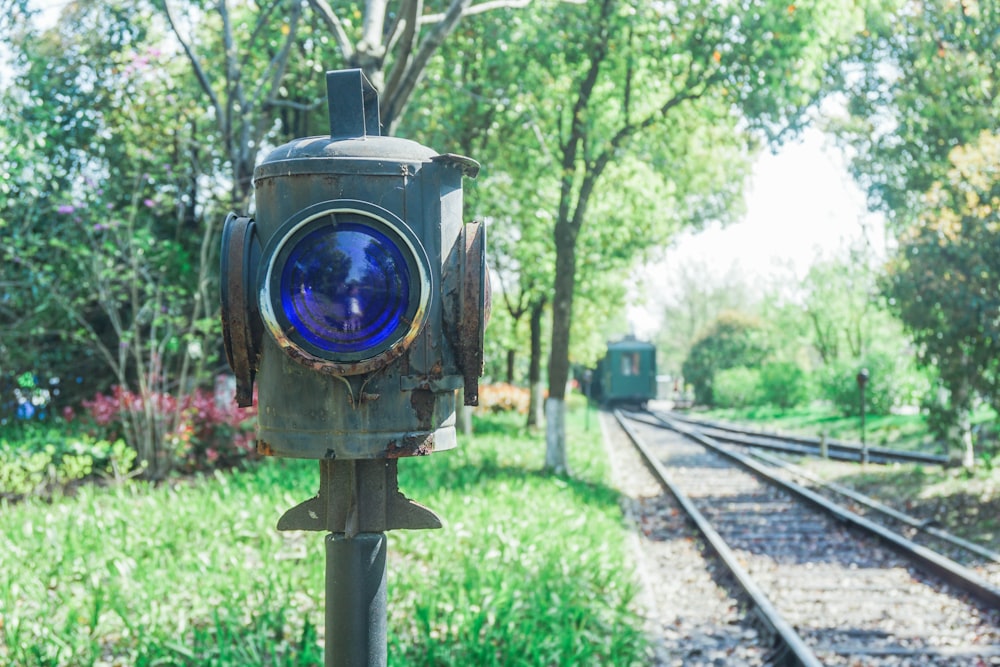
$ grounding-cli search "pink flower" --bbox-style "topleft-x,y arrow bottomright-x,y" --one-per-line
58,204 -> 75,214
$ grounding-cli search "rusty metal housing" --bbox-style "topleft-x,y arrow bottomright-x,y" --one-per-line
221,69 -> 484,462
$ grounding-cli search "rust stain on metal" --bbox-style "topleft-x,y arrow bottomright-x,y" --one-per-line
410,389 -> 435,426
278,332 -> 411,378
384,435 -> 435,458
257,440 -> 275,457
457,222 -> 487,406
220,215 -> 258,407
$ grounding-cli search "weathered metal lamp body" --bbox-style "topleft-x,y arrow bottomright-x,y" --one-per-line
222,69 -> 485,463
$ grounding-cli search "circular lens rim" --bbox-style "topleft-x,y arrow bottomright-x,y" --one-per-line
277,221 -> 413,354
259,201 -> 431,375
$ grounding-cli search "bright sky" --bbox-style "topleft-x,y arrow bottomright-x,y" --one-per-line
630,127 -> 886,336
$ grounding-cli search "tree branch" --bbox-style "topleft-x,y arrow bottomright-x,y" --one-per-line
252,0 -> 303,105
264,95 -> 326,112
161,0 -> 224,124
384,0 -> 470,129
240,0 -> 284,73
306,0 -> 356,63
383,0 -> 421,104
419,0 -> 584,24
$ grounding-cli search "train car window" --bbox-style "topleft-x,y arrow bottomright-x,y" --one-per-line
622,352 -> 641,376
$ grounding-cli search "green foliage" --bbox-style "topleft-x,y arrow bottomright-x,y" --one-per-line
817,351 -> 925,417
0,411 -> 648,665
759,361 -> 811,410
800,250 -> 884,365
0,0 -> 321,427
682,312 -> 770,406
654,262 -> 764,377
712,367 -> 761,409
0,425 -> 135,498
922,385 -> 961,445
836,0 -> 1000,224
883,132 -> 1000,413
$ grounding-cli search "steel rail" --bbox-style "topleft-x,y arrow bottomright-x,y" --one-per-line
663,411 -> 949,466
652,412 -> 1000,610
748,448 -> 1000,564
612,409 -> 823,667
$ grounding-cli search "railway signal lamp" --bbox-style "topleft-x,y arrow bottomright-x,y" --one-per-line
220,68 -> 486,666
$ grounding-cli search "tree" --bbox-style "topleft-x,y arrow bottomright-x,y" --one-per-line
392,3 -> 559,427
0,1 -> 309,473
412,0 -> 865,470
158,0 -> 308,209
832,0 -> 1000,465
883,132 -> 1000,466
535,0 -> 864,470
833,0 -> 1000,227
306,0 -> 548,134
0,3 -> 232,473
682,312 -> 770,406
653,260 -> 758,377
800,247 -> 886,365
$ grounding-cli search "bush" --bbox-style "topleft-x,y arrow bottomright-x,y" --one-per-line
759,361 -> 811,410
712,367 -> 761,408
72,378 -> 257,473
682,312 -> 770,406
0,425 -> 136,498
818,352 -> 927,417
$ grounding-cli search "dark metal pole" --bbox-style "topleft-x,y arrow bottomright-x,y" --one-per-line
856,369 -> 870,464
860,384 -> 868,463
326,532 -> 388,667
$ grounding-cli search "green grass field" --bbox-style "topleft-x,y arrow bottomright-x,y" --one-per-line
0,405 -> 649,666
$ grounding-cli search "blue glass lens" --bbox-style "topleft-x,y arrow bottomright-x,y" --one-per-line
279,221 -> 412,355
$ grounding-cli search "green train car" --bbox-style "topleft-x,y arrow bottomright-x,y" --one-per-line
592,337 -> 657,406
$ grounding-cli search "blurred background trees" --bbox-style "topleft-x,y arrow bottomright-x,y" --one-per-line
1,0 -> 998,471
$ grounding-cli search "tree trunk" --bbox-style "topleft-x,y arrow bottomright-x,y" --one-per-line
958,408 -> 975,469
526,297 -> 546,428
506,349 -> 516,384
949,382 -> 976,469
455,397 -> 474,437
545,222 -> 577,471
544,397 -> 568,475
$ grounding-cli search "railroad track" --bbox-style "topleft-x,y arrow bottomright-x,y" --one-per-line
613,409 -> 1000,666
638,409 -> 1000,582
661,410 -> 950,466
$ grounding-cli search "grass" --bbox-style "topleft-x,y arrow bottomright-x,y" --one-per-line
0,403 -> 649,666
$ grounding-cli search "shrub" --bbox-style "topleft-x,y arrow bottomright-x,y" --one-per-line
0,425 -> 135,499
712,367 -> 761,408
682,312 -> 770,406
817,352 -> 926,417
759,361 -> 811,409
74,378 -> 257,473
